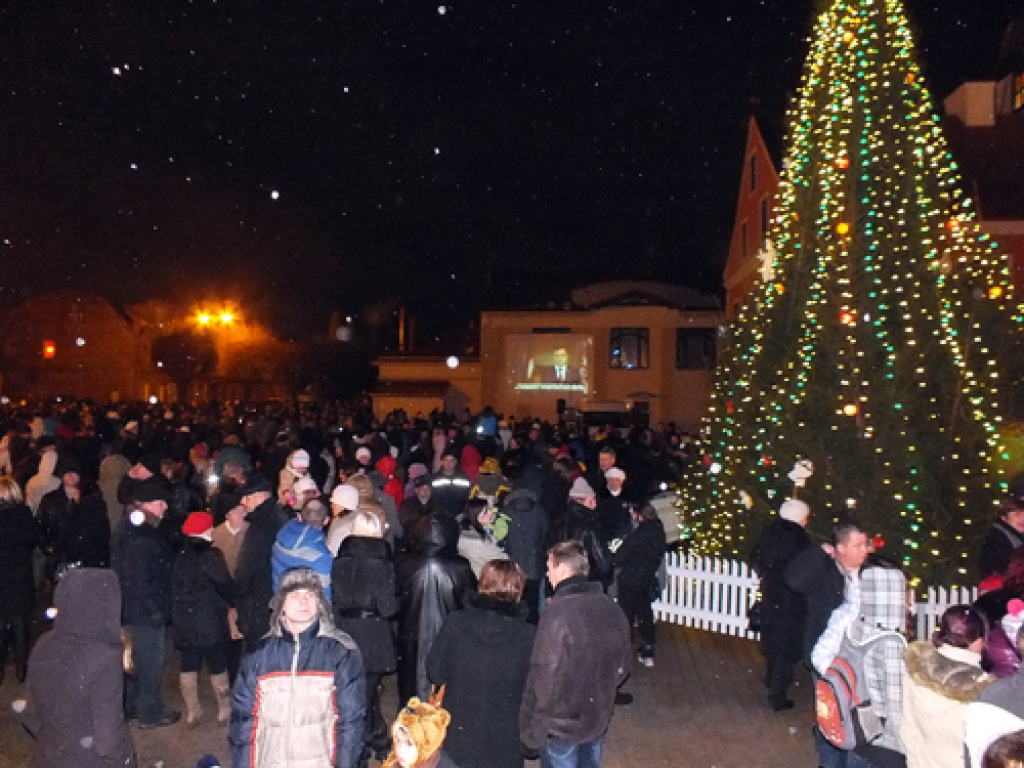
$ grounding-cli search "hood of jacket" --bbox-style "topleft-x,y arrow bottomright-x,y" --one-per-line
904,640 -> 992,704
413,514 -> 459,556
52,567 -> 123,645
375,455 -> 396,478
503,486 -> 540,509
275,517 -> 327,552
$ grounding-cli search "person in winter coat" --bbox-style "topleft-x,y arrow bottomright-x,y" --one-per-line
594,467 -> 631,545
172,512 -> 234,727
277,448 -> 311,506
21,568 -> 137,768
539,456 -> 574,519
748,499 -> 811,711
982,600 -> 1024,679
42,478 -> 111,573
232,477 -> 288,652
966,621 -> 1024,768
457,498 -> 509,578
614,503 -> 666,669
110,481 -> 180,729
469,457 -> 511,508
271,498 -> 333,600
229,567 -> 367,768
979,480 -> 1024,581
395,514 -> 477,703
502,483 -> 550,623
427,560 -> 536,768
430,448 -> 472,519
399,477 -> 435,550
377,455 -> 405,512
520,540 -> 631,767
98,449 -> 131,530
846,560 -> 910,765
0,478 -> 42,684
24,445 -> 59,513
332,511 -> 400,766
975,549 -> 1024,630
548,480 -> 614,591
902,605 -> 994,768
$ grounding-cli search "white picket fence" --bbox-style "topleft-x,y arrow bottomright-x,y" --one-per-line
651,553 -> 979,641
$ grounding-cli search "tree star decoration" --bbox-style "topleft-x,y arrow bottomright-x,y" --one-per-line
757,240 -> 777,282
788,459 -> 814,488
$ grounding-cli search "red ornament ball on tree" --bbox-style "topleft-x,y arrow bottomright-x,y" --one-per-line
871,535 -> 885,550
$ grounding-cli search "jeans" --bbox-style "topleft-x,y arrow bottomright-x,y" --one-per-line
814,721 -> 848,768
125,623 -> 171,724
540,736 -> 604,768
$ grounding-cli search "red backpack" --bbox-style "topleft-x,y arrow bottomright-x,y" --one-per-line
815,628 -> 906,750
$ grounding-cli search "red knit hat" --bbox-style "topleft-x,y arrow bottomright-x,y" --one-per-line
182,511 -> 214,538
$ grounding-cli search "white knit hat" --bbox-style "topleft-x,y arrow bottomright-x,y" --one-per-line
289,449 -> 310,469
330,484 -> 359,511
568,477 -> 596,501
779,499 -> 810,524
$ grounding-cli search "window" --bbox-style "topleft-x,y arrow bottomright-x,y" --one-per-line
741,222 -> 748,258
750,155 -> 758,191
676,329 -> 716,370
609,328 -> 649,369
760,197 -> 769,243
1015,73 -> 1024,112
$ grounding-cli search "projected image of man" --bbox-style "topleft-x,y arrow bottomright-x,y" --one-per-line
538,347 -> 582,384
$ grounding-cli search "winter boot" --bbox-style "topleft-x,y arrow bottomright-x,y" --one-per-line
211,672 -> 231,726
179,672 -> 203,728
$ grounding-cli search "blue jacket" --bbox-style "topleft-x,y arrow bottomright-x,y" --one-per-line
272,519 -> 333,601
229,618 -> 366,768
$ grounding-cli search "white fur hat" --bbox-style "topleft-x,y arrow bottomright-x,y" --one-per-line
289,449 -> 310,469
331,484 -> 359,511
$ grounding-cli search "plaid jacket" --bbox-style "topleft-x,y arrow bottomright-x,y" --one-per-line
849,565 -> 908,753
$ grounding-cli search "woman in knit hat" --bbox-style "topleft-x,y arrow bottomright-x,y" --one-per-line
171,511 -> 234,727
748,498 -> 811,711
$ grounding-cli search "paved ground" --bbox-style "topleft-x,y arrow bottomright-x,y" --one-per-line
0,623 -> 817,768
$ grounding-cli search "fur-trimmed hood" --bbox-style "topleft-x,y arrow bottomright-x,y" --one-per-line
904,640 -> 993,704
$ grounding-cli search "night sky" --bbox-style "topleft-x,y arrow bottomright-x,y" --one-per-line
1,0 -> 1020,343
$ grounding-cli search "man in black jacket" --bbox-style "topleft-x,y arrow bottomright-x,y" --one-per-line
233,476 -> 287,652
978,479 -> 1024,580
615,504 -> 666,668
521,540 -> 631,768
110,480 -> 180,728
784,516 -> 869,768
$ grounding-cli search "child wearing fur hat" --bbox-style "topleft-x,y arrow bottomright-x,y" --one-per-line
384,690 -> 457,768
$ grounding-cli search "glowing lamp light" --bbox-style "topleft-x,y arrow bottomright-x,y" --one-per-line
843,403 -> 859,417
989,286 -> 1004,299
446,356 -> 459,369
219,312 -> 235,324
43,341 -> 56,359
836,222 -> 850,236
149,395 -> 158,405
197,313 -> 212,325
837,156 -> 850,170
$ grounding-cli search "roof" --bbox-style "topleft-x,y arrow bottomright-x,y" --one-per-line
369,380 -> 451,398
484,275 -> 721,312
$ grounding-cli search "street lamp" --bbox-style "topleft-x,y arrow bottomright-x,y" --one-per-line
197,313 -> 212,326
219,312 -> 235,325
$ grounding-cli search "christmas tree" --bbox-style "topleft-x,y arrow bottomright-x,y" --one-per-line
685,0 -> 1024,587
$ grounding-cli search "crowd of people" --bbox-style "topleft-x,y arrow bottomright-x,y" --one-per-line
0,398 -> 676,768
749,480 -> 1024,768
